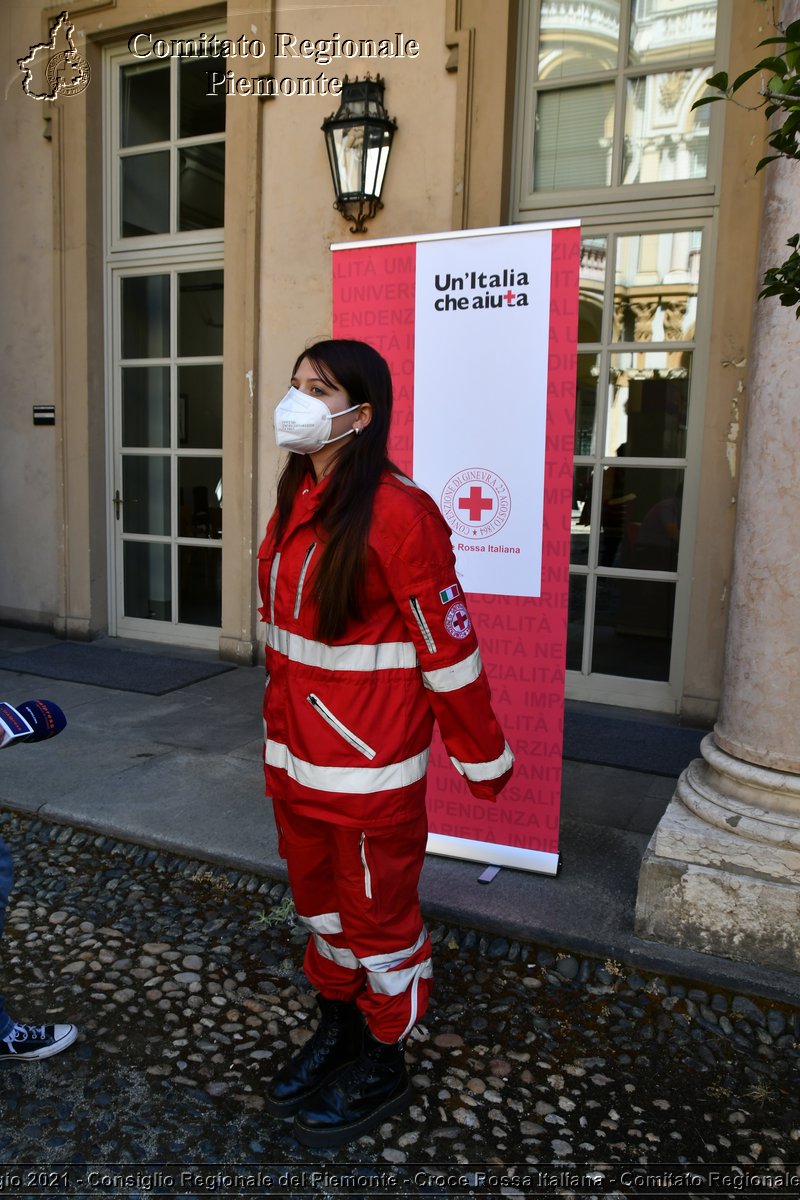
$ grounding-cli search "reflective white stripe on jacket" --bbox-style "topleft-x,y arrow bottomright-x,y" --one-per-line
257,470 -> 513,826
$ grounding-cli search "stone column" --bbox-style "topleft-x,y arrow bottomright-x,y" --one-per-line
635,1 -> 800,971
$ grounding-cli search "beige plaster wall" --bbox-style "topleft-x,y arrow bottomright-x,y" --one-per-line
256,0 -> 458,552
0,2 -> 62,625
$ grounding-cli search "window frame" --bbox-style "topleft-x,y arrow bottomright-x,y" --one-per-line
107,32 -> 226,255
104,30 -> 226,647
511,0 -> 729,711
512,0 -> 728,218
566,215 -> 716,711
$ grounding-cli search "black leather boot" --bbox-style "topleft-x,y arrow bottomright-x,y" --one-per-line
292,1028 -> 410,1148
265,996 -> 363,1118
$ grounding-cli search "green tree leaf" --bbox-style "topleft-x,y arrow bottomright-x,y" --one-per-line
705,71 -> 729,91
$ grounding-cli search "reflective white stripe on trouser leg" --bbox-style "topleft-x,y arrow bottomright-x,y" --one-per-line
359,928 -> 428,974
360,928 -> 432,1041
296,910 -> 360,971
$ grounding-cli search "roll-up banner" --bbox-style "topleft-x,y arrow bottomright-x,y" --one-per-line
332,222 -> 580,876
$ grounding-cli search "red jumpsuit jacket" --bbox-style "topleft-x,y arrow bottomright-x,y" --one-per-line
257,470 -> 513,828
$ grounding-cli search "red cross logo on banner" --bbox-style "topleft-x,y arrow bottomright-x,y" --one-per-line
441,468 -> 512,540
458,486 -> 494,523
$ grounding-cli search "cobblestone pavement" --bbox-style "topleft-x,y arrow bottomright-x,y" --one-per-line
1,810 -> 799,1200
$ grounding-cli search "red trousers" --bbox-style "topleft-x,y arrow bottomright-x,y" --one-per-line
272,797 -> 432,1043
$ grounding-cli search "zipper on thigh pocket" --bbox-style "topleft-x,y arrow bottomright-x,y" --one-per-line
294,542 -> 317,618
409,596 -> 437,654
359,832 -> 373,900
307,694 -> 376,760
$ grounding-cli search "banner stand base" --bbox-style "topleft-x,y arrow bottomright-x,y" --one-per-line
477,865 -> 501,884
426,832 -> 560,878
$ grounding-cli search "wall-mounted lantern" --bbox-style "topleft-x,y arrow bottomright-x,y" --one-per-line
322,75 -> 397,234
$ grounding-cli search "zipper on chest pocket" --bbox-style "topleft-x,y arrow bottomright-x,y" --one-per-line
294,542 -> 317,618
268,552 -> 281,625
409,596 -> 437,654
307,694 -> 376,760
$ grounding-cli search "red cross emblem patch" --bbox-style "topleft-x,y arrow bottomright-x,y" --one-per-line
444,600 -> 471,640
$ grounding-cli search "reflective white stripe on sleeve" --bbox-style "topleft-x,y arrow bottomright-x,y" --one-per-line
267,625 -> 418,673
296,911 -> 343,936
359,928 -> 429,973
449,740 -> 515,782
422,648 -> 483,693
265,740 -> 430,794
365,957 -> 433,997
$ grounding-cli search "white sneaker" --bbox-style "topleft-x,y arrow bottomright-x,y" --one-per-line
0,1022 -> 78,1060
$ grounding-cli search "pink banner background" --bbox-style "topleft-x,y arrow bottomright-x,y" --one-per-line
333,228 -> 579,859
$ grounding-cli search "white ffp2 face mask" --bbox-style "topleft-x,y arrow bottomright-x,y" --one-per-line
273,386 -> 359,455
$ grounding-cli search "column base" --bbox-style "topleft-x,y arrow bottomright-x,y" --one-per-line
635,735 -> 800,973
218,635 -> 257,666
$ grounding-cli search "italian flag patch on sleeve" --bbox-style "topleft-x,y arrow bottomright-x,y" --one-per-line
439,583 -> 461,604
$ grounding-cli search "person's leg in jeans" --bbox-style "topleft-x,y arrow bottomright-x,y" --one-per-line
0,833 -> 15,1040
0,830 -> 77,1059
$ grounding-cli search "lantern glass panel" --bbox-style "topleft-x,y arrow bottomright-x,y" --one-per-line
332,125 -> 366,198
364,126 -> 392,197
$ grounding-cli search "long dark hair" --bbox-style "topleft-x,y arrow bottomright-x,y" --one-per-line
275,339 -> 395,641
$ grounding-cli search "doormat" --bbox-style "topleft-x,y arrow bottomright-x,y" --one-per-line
0,642 -> 236,696
563,708 -> 707,777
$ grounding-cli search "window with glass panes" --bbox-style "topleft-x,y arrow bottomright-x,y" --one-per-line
116,51 -> 226,238
108,38 -> 226,636
514,0 -> 719,705
569,227 -> 700,684
519,0 -> 718,202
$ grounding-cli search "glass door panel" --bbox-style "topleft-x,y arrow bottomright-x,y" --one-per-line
121,456 -> 170,535
179,270 -> 223,355
571,466 -> 594,566
566,225 -> 703,704
109,33 -> 226,648
113,266 -> 223,640
123,543 -> 171,621
179,547 -> 222,627
121,275 -> 169,357
592,577 -> 676,680
178,457 -> 222,540
122,367 -> 170,447
574,354 -> 599,454
614,230 -> 701,343
178,366 -> 222,448
606,356 -> 691,458
566,575 -> 587,672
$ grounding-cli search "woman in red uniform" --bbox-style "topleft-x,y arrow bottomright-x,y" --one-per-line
258,339 -> 512,1148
